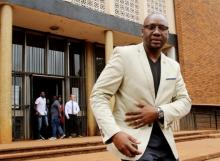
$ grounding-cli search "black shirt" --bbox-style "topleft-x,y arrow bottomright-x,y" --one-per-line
146,54 -> 173,156
148,55 -> 161,97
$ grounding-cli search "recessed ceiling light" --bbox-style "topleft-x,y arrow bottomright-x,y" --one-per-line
49,25 -> 59,30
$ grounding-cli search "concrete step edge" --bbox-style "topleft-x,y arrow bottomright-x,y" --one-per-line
175,134 -> 209,142
0,145 -> 107,160
182,151 -> 220,161
174,130 -> 220,137
0,140 -> 103,153
175,133 -> 220,142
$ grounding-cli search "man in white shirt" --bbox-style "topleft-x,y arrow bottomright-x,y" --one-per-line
65,94 -> 80,137
35,91 -> 48,140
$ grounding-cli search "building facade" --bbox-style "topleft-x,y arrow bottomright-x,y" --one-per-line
174,0 -> 220,130
0,0 -> 178,143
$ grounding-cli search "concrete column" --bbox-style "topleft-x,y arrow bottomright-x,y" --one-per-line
0,4 -> 13,143
166,47 -> 177,60
105,30 -> 114,63
85,42 -> 96,136
138,0 -> 146,24
104,0 -> 115,15
165,0 -> 176,34
104,30 -> 115,110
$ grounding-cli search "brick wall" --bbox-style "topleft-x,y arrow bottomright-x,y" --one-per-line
174,0 -> 220,105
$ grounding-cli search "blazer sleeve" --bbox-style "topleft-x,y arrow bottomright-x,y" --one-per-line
159,64 -> 192,129
90,47 -> 124,143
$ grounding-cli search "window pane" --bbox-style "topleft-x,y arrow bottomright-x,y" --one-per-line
94,46 -> 105,80
69,42 -> 84,76
26,33 -> 45,73
12,76 -> 22,109
47,38 -> 65,76
12,30 -> 24,71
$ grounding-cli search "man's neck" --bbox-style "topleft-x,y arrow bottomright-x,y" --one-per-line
144,46 -> 161,63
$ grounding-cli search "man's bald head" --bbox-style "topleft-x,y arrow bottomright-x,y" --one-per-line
143,13 -> 168,27
142,13 -> 169,52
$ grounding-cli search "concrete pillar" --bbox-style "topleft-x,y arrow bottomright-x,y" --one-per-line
165,0 -> 176,34
105,30 -> 114,63
138,0 -> 146,24
0,4 -> 13,143
166,47 -> 177,60
85,42 -> 96,136
104,0 -> 115,15
104,30 -> 115,110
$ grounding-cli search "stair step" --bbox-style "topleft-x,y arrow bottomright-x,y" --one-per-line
208,133 -> 220,138
0,140 -> 103,155
175,133 -> 220,142
0,131 -> 220,160
175,134 -> 209,142
174,130 -> 220,138
0,145 -> 106,160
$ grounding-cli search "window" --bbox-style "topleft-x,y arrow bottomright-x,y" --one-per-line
94,45 -> 105,80
12,30 -> 24,72
26,33 -> 45,73
69,42 -> 84,77
48,37 -> 65,76
115,0 -> 139,22
12,76 -> 22,109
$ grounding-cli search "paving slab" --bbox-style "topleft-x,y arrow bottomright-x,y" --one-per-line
178,138 -> 220,161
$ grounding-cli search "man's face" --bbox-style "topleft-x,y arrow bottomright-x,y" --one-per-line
71,95 -> 76,101
142,14 -> 169,51
41,92 -> 45,98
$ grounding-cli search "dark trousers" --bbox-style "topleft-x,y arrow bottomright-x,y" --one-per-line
66,114 -> 79,137
122,156 -> 178,161
122,158 -> 178,161
121,146 -> 178,161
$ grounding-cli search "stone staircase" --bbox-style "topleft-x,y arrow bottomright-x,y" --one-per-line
0,130 -> 220,160
0,137 -> 106,160
174,129 -> 220,142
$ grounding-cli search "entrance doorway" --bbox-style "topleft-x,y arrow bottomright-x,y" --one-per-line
31,75 -> 64,139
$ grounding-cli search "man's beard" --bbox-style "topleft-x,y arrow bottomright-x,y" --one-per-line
148,45 -> 162,52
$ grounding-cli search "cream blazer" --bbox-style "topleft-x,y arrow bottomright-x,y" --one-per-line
90,43 -> 191,160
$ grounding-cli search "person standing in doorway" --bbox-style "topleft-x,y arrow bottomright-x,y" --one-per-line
58,95 -> 65,129
65,94 -> 80,137
49,96 -> 66,140
90,13 -> 191,161
35,91 -> 49,140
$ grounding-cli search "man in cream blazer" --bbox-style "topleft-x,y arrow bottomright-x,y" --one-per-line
90,14 -> 191,161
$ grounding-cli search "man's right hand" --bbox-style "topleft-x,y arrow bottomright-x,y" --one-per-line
112,131 -> 142,158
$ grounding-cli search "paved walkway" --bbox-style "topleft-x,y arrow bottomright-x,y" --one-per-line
30,138 -> 220,161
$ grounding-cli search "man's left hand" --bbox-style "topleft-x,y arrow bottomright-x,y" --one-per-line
125,103 -> 158,129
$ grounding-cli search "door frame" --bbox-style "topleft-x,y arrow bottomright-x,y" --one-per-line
30,74 -> 65,139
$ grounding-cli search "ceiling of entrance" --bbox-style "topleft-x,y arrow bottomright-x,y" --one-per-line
12,5 -> 142,46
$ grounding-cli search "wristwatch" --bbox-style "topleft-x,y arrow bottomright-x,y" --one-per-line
157,107 -> 164,119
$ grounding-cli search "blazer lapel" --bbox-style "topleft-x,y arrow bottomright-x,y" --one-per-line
137,43 -> 155,101
155,53 -> 167,104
